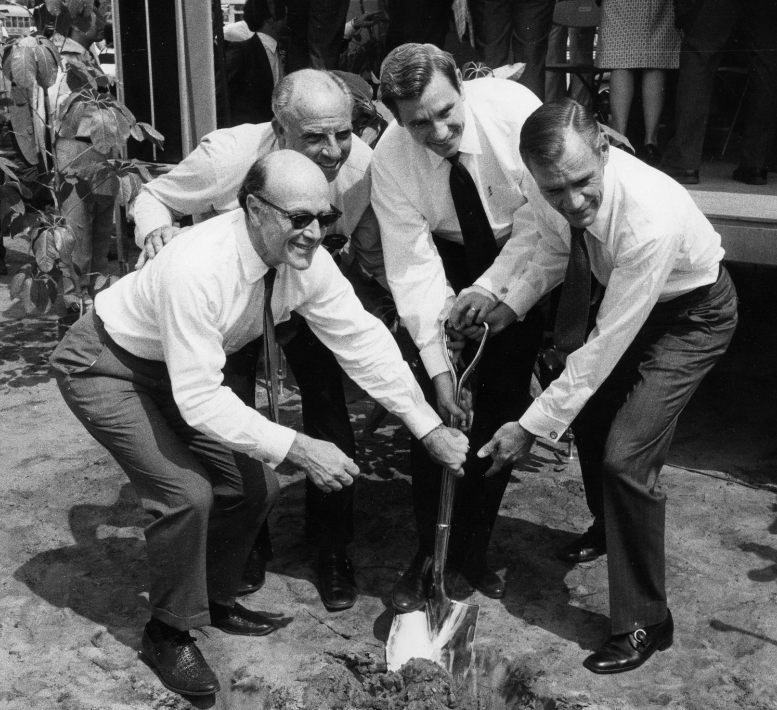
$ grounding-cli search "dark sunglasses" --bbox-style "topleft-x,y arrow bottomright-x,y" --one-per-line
252,193 -> 342,230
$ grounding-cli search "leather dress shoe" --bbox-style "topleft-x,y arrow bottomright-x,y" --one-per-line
141,628 -> 220,696
556,526 -> 607,564
456,559 -> 505,599
583,609 -> 674,674
392,551 -> 433,612
237,549 -> 267,596
318,548 -> 358,611
209,602 -> 277,636
659,165 -> 699,185
732,166 -> 768,186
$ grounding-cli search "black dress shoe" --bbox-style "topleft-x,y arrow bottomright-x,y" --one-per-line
141,628 -> 220,696
732,166 -> 768,186
659,165 -> 699,185
237,549 -> 267,596
392,551 -> 433,612
556,525 -> 607,563
583,609 -> 674,674
318,548 -> 358,611
209,602 -> 277,637
457,559 -> 505,599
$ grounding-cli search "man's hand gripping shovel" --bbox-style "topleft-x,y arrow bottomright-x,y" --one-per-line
385,321 -> 490,679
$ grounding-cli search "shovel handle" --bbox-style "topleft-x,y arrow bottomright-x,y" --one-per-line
433,323 -> 490,596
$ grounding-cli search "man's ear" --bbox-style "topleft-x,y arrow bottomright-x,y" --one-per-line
598,129 -> 610,166
271,118 -> 285,147
455,68 -> 464,93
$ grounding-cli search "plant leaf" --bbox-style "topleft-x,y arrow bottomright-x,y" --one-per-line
136,122 -> 165,149
53,224 -> 76,263
10,42 -> 37,90
33,227 -> 60,273
34,40 -> 61,89
88,107 -> 119,154
30,276 -> 53,313
9,269 -> 28,299
116,172 -> 141,206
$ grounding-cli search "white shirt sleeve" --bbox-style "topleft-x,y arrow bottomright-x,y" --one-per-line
297,253 -> 443,439
519,225 -> 682,441
155,260 -> 297,467
131,134 -> 228,247
371,149 -> 453,380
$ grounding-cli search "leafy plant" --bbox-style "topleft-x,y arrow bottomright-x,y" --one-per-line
2,27 -> 163,314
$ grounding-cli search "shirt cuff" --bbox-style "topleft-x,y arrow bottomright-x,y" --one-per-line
419,342 -> 450,379
251,420 -> 298,468
402,401 -> 443,440
518,401 -> 570,444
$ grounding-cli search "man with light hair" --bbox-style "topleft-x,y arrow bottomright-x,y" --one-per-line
454,98 -> 738,673
130,69 -> 385,612
53,151 -> 468,696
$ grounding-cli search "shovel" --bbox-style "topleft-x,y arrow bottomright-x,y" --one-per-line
386,322 -> 490,678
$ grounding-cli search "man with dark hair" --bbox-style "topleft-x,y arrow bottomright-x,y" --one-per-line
52,150 -> 468,696
131,69 -> 386,612
454,98 -> 738,673
371,43 -> 545,610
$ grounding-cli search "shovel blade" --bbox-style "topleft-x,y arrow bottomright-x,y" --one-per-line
385,600 -> 479,678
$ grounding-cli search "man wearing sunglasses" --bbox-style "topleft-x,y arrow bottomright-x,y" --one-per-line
129,69 -> 385,612
53,151 -> 468,695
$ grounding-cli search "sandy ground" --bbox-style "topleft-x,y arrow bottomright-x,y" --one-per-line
2,234 -> 776,710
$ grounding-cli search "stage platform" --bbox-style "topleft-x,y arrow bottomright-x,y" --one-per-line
686,160 -> 777,266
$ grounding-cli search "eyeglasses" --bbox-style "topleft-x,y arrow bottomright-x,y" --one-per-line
252,193 -> 342,230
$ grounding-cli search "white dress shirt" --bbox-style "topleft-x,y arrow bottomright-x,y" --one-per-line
504,147 -> 724,441
131,123 -> 386,287
371,78 -> 542,379
96,210 -> 440,467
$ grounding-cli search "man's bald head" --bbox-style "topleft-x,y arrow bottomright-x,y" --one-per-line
270,70 -> 355,182
240,150 -> 332,269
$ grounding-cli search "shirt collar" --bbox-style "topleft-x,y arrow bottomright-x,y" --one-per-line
235,211 -> 273,283
584,154 -> 616,242
258,32 -> 278,53
426,91 -> 482,170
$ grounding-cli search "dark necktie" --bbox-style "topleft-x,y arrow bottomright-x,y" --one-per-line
447,152 -> 499,282
262,268 -> 280,423
554,226 -> 591,356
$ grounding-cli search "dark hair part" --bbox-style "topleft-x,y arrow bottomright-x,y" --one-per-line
238,157 -> 269,211
379,43 -> 459,119
243,0 -> 272,32
519,98 -> 603,169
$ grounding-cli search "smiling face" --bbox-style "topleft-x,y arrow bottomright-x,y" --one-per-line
394,69 -> 465,158
527,131 -> 609,229
274,85 -> 353,182
246,152 -> 331,270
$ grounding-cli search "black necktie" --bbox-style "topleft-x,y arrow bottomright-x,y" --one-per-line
554,226 -> 591,356
448,152 -> 499,282
262,268 -> 280,423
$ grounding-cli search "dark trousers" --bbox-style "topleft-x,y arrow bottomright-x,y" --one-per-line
286,0 -> 350,71
411,237 -> 545,564
227,317 -> 356,549
662,0 -> 777,171
470,0 -> 556,100
51,311 -> 279,631
571,266 -> 738,634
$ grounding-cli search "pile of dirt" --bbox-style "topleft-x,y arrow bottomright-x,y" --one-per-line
303,655 -> 463,710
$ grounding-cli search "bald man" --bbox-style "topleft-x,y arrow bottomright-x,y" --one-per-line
130,69 -> 385,611
52,151 -> 467,696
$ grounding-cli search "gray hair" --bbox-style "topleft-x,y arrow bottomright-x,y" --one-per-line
238,156 -> 269,211
271,69 -> 354,128
378,43 -> 459,119
519,98 -> 604,169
